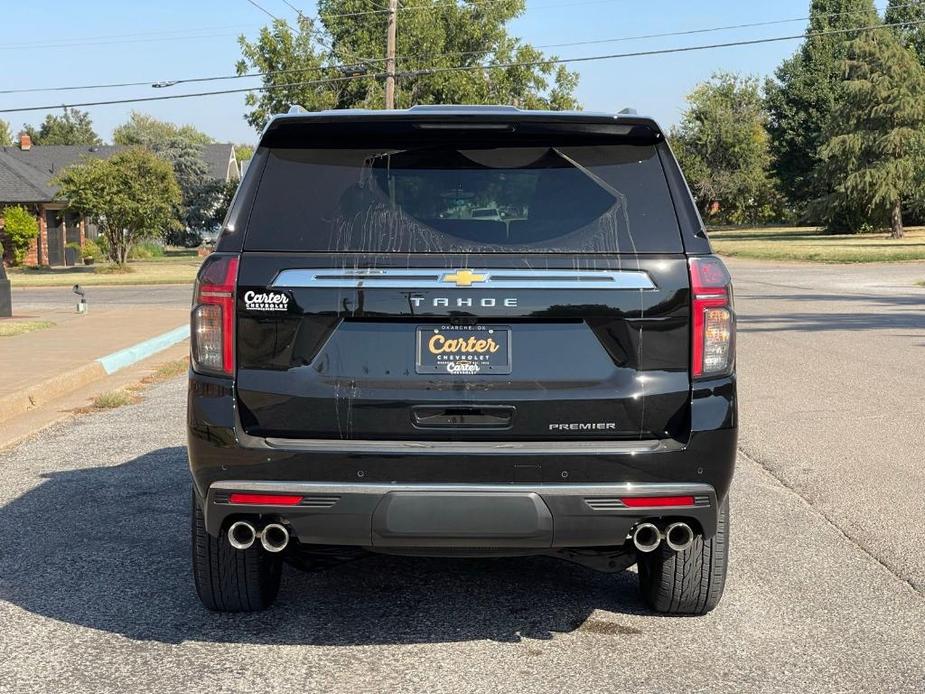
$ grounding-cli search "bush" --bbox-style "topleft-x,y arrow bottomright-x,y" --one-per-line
1,205 -> 39,265
128,240 -> 165,259
81,238 -> 104,260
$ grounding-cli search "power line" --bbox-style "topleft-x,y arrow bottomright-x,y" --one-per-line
1,17 -> 923,114
0,24 -> 252,50
6,0 -> 924,95
276,0 -> 382,68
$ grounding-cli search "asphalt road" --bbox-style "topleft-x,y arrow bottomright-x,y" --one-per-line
10,284 -> 192,310
0,262 -> 923,693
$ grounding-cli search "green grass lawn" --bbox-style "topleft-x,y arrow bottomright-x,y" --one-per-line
6,251 -> 203,287
710,226 -> 925,263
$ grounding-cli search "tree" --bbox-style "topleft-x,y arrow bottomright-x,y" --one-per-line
885,0 -> 925,65
23,107 -> 102,146
236,1 -> 580,131
186,178 -> 239,231
819,30 -> 925,238
53,148 -> 181,264
0,205 -> 39,265
765,0 -> 878,211
671,74 -> 779,225
112,111 -> 214,147
152,136 -> 212,241
113,113 -> 223,243
0,120 -> 12,146
233,143 -> 254,166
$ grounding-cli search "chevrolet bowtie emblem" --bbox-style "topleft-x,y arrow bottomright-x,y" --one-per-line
442,269 -> 488,287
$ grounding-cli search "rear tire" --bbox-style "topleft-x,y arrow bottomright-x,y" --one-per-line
191,487 -> 283,612
636,495 -> 729,615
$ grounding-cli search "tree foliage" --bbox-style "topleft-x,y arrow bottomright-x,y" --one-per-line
112,111 -> 215,147
765,0 -> 878,211
819,29 -> 925,238
53,148 -> 182,264
0,205 -> 39,265
112,112 -> 226,243
23,107 -> 102,146
671,73 -> 779,225
233,143 -> 254,165
0,120 -> 12,147
236,1 -> 580,131
885,0 -> 925,65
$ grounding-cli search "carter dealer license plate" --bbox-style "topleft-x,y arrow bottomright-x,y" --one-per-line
416,325 -> 512,375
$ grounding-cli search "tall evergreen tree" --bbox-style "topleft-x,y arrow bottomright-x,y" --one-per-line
819,29 -> 925,238
885,0 -> 925,65
765,0 -> 878,212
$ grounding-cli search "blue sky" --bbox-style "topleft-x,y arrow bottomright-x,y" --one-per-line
0,0 -> 893,145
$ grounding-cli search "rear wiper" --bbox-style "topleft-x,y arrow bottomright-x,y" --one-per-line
551,147 -> 624,202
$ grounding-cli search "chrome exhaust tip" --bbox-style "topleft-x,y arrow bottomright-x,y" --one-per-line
665,522 -> 695,552
228,521 -> 256,550
260,523 -> 290,553
632,522 -> 662,553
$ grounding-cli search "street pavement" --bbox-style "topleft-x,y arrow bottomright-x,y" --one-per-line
0,263 -> 923,693
10,284 -> 192,310
727,258 -> 925,593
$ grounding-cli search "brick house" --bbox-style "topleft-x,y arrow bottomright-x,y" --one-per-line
0,134 -> 239,266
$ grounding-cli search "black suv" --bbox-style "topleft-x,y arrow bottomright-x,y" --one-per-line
188,106 -> 736,615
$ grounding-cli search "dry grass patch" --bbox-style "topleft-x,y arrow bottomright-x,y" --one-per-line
73,357 -> 188,414
0,320 -> 55,337
6,255 -> 202,287
86,390 -> 140,411
710,226 -> 925,263
137,357 -> 189,387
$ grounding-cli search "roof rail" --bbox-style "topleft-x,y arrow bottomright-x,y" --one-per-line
618,107 -> 638,115
288,104 -> 307,114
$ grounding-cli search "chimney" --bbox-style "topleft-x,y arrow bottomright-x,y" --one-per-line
19,133 -> 32,151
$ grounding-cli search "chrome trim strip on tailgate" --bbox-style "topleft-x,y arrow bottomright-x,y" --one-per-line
271,268 -> 656,290
261,438 -> 683,455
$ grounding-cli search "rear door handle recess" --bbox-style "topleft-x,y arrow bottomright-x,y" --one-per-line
411,406 -> 514,430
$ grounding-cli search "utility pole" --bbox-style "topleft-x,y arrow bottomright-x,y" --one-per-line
385,0 -> 398,109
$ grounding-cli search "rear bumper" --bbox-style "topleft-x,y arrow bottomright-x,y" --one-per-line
204,481 -> 718,549
188,372 -> 737,549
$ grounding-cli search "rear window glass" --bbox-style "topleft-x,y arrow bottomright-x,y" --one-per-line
245,140 -> 682,253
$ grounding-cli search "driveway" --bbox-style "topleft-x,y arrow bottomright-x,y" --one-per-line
0,261 -> 923,693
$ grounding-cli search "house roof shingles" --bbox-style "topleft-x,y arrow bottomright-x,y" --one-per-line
0,143 -> 237,204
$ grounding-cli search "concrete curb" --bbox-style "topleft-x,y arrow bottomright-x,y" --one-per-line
0,324 -> 189,424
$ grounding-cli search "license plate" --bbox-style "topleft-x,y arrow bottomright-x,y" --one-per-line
416,325 -> 512,375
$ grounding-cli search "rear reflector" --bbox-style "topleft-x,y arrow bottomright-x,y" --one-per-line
228,493 -> 303,506
620,496 -> 696,508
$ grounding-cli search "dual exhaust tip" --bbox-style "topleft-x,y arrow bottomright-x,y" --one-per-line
632,521 -> 695,553
227,521 -> 290,553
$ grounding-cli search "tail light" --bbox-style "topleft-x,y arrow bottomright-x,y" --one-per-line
688,256 -> 735,379
191,253 -> 239,376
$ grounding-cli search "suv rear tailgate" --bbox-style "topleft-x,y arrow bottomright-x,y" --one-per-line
235,253 -> 690,441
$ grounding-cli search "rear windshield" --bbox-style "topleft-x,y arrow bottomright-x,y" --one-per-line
244,139 -> 682,254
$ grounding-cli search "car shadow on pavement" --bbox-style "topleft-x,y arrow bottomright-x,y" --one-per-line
0,447 -> 649,645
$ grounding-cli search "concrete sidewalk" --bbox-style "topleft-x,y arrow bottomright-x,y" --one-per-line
0,304 -> 188,424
